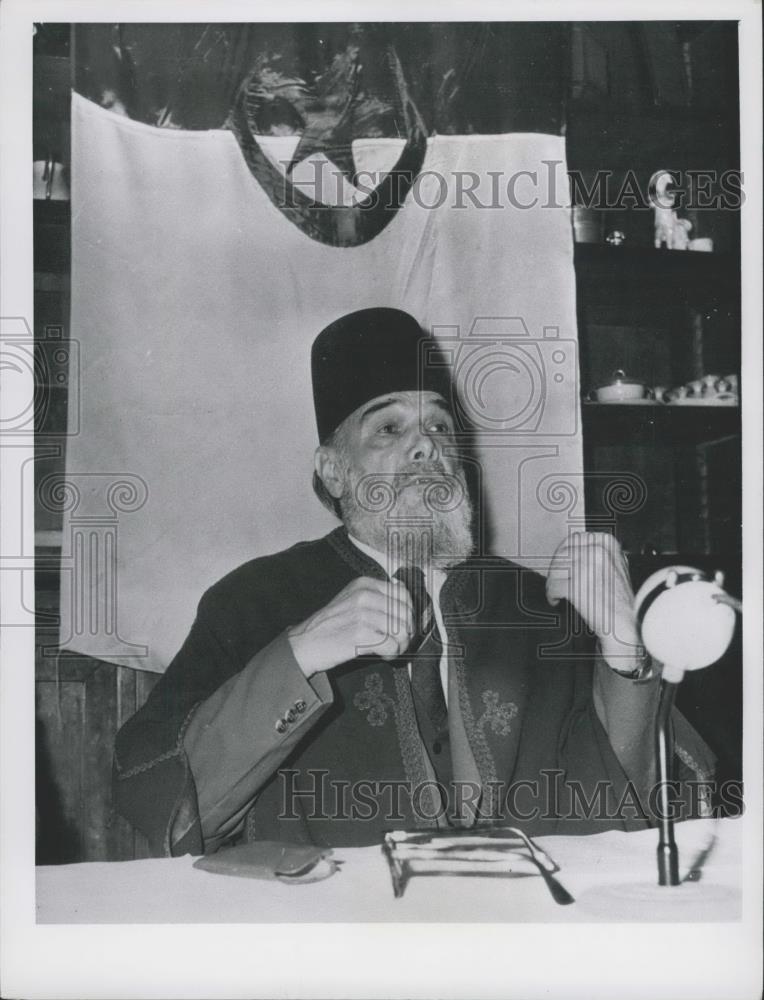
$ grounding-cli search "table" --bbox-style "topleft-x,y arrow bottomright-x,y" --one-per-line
36,817 -> 742,924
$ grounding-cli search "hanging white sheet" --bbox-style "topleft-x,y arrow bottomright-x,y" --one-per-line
62,93 -> 582,671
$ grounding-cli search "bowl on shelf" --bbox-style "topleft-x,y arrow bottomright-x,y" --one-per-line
587,370 -> 654,404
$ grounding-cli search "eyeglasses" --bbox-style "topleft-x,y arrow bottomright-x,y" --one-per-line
382,825 -> 574,904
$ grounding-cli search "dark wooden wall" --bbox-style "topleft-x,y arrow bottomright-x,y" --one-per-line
36,584 -> 159,863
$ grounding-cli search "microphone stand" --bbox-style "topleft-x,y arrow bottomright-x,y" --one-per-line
655,677 -> 680,886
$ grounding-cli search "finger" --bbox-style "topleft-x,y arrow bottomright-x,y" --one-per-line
548,531 -> 587,571
575,536 -> 630,591
361,588 -> 413,633
388,579 -> 413,610
358,580 -> 415,630
347,580 -> 408,619
546,538 -> 574,605
564,533 -> 588,614
359,606 -> 405,634
578,532 -> 627,573
349,577 -> 393,600
375,630 -> 417,660
549,536 -> 572,565
384,580 -> 414,615
545,573 -> 568,606
355,628 -> 411,660
712,593 -> 742,613
379,583 -> 415,625
383,599 -> 415,639
590,531 -> 622,555
356,607 -> 413,648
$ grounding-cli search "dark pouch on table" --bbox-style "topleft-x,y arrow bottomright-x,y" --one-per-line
193,841 -> 337,884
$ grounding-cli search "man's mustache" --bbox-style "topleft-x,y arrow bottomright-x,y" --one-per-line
392,462 -> 452,489
351,465 -> 467,514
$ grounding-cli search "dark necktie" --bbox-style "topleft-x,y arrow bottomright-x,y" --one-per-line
393,566 -> 448,736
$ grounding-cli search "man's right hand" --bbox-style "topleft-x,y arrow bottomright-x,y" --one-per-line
286,577 -> 414,678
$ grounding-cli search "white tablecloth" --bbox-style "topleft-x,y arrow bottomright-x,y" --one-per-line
36,817 -> 742,924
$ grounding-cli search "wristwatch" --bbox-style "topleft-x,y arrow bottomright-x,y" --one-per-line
610,652 -> 654,681
596,639 -> 654,681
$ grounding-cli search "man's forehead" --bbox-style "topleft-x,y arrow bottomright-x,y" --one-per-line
355,390 -> 452,420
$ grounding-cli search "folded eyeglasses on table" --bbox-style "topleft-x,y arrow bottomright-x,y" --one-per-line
382,826 -> 575,904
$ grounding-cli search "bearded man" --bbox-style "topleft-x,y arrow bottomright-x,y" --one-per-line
113,307 -> 713,857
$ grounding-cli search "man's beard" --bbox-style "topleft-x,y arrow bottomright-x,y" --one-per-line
338,461 -> 475,569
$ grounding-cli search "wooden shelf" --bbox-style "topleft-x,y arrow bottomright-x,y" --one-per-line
582,402 -> 740,446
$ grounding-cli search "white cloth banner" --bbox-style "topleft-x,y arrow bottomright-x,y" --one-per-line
62,93 -> 583,672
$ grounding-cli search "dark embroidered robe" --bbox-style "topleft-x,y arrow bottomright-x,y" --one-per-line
114,527 -> 659,856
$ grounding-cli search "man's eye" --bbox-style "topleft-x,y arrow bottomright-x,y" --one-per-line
378,423 -> 400,435
428,422 -> 453,435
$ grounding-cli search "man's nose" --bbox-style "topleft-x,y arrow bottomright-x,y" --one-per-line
408,428 -> 439,462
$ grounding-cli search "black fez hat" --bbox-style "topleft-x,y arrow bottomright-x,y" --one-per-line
311,307 -> 453,442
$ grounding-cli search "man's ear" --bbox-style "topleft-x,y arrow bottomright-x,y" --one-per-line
314,446 -> 345,500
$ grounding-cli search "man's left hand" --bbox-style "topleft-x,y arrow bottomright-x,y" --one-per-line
546,531 -> 646,674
